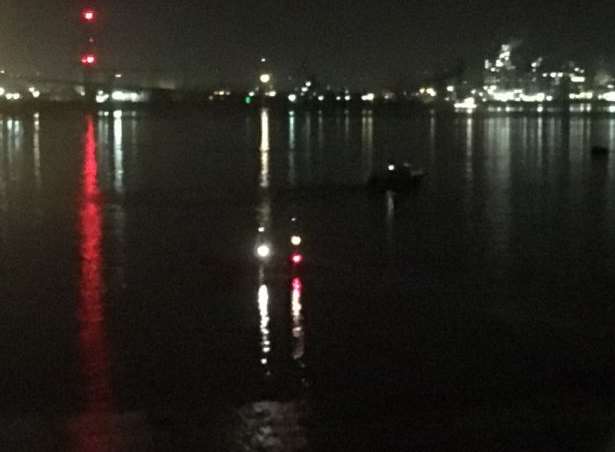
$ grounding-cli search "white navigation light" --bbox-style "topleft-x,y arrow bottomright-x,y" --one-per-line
388,164 -> 396,172
290,235 -> 302,246
288,94 -> 297,103
259,73 -> 271,84
257,244 -> 271,259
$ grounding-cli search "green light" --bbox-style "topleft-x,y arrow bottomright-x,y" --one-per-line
245,96 -> 252,105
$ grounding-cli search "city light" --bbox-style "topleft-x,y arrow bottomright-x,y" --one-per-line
454,97 -> 477,111
599,91 -> 615,102
96,91 -> 110,103
0,87 -> 5,96
82,8 -> 96,22
288,93 -> 298,103
111,90 -> 147,102
257,244 -> 272,259
81,54 -> 97,66
361,93 -> 375,102
291,253 -> 304,265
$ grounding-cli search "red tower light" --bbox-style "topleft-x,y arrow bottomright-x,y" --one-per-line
82,8 -> 96,23
81,54 -> 97,66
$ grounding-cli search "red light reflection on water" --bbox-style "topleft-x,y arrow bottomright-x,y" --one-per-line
71,115 -> 114,451
291,277 -> 305,361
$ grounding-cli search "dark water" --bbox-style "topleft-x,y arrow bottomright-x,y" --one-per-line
1,109 -> 615,451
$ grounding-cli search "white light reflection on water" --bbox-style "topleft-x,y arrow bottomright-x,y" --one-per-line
33,113 -> 41,192
0,117 -> 7,243
303,114 -> 312,181
258,279 -> 271,370
113,111 -> 124,195
462,117 -> 474,216
6,118 -> 24,186
608,119 -> 615,225
361,111 -> 374,181
290,277 -> 305,363
428,114 -> 436,176
288,112 -> 296,186
536,115 -> 544,172
259,109 -> 270,189
484,117 -> 512,259
465,117 -> 474,184
110,111 -> 127,287
385,190 -> 395,255
96,114 -> 111,191
317,111 -> 324,151
256,108 -> 273,374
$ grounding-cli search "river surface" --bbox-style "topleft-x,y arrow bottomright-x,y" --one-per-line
1,109 -> 615,451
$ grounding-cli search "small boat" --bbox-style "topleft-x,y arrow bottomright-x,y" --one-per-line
591,146 -> 609,157
368,163 -> 427,192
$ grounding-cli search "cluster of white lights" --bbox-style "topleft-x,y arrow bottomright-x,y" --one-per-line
418,87 -> 437,97
28,86 -> 41,98
111,90 -> 147,102
213,90 -> 231,96
4,92 -> 21,101
361,93 -> 375,102
569,91 -> 594,100
599,91 -> 615,102
485,89 -> 552,103
454,97 -> 477,111
95,90 -> 147,103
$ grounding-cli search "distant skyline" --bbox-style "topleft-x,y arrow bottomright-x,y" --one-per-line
1,0 -> 614,88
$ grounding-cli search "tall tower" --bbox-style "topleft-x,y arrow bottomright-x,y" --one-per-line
79,6 -> 99,101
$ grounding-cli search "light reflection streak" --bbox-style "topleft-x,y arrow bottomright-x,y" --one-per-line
536,116 -> 544,171
361,112 -> 374,181
256,109 -> 273,374
609,119 -> 615,200
6,119 -> 24,185
72,114 -> 114,451
113,111 -> 124,194
0,118 -> 7,243
259,109 -> 270,189
304,114 -> 312,181
428,115 -> 436,175
288,112 -> 296,186
258,273 -> 271,371
96,115 -> 111,191
33,113 -> 41,191
465,117 -> 474,184
317,112 -> 324,149
385,190 -> 395,255
485,117 -> 512,258
290,277 -> 305,363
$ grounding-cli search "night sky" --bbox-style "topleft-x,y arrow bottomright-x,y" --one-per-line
1,0 -> 614,88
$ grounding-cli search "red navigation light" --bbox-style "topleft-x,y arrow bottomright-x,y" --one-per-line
82,8 -> 96,23
292,277 -> 302,291
81,54 -> 97,66
291,253 -> 304,265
